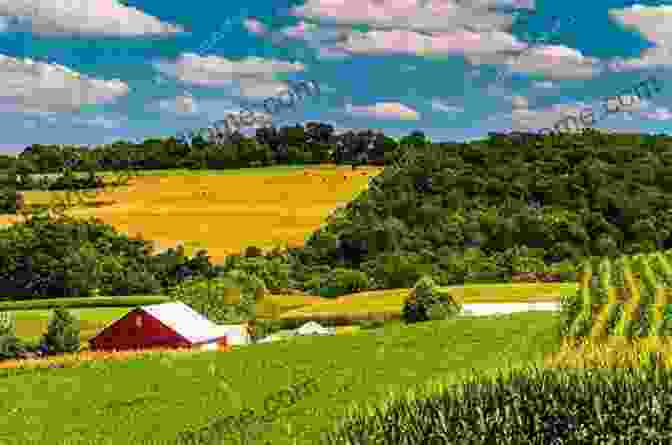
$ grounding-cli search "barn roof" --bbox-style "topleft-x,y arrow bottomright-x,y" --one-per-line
140,302 -> 225,344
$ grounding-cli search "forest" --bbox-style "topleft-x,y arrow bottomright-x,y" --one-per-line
1,124 -> 671,300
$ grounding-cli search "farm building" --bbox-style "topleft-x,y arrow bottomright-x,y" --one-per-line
296,321 -> 335,336
89,302 -> 249,351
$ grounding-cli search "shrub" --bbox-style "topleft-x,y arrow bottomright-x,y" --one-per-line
402,276 -> 462,323
323,268 -> 370,297
0,310 -> 25,360
0,334 -> 26,360
41,307 -> 80,355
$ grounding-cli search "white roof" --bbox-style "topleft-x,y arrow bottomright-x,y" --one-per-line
297,321 -> 329,335
140,302 -> 225,344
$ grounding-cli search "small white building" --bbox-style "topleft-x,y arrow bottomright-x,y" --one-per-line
296,321 -> 334,336
210,324 -> 251,345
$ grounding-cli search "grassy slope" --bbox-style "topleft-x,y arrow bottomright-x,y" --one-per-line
8,283 -> 576,341
280,283 -> 578,319
0,311 -> 562,445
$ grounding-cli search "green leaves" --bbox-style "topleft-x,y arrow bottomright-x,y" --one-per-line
41,307 -> 80,354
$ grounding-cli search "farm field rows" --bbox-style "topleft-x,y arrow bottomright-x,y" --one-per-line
0,165 -> 382,264
0,311 -> 562,445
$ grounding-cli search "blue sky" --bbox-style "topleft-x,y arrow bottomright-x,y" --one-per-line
0,0 -> 671,154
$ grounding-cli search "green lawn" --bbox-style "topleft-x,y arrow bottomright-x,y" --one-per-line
0,311 -> 563,445
281,283 -> 577,319
11,307 -> 131,343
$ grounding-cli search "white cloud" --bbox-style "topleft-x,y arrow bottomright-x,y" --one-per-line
292,0 -> 518,34
338,28 -> 527,58
531,80 -> 554,88
345,102 -> 420,120
430,99 -> 464,114
504,45 -> 602,79
157,95 -> 198,114
71,114 -> 126,129
0,0 -> 185,37
0,54 -> 129,113
640,106 -> 672,121
607,4 -> 672,71
154,53 -> 305,88
509,95 -> 528,109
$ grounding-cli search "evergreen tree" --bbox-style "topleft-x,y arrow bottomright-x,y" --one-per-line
41,307 -> 80,354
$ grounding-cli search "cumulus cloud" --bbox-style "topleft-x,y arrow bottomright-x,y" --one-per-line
0,0 -> 185,37
531,80 -> 555,88
243,17 -> 267,36
503,45 -> 602,79
510,93 -> 653,132
606,4 -> 672,71
0,53 -> 129,113
640,106 -> 672,121
345,102 -> 420,120
291,0 -> 518,34
157,94 -> 198,114
71,114 -> 127,129
154,53 -> 305,87
337,28 -> 527,58
430,99 -> 464,114
509,95 -> 528,109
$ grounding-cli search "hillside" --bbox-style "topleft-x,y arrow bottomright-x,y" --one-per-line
290,129 -> 672,290
2,128 -> 672,299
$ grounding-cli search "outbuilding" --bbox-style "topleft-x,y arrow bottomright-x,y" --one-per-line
89,302 -> 234,352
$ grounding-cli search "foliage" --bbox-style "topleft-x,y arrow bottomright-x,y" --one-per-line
166,275 -> 254,324
0,212 -> 226,299
402,275 -> 462,323
41,307 -> 80,355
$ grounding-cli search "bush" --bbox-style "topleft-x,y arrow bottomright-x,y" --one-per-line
41,307 -> 80,355
402,276 -> 462,324
0,310 -> 25,360
323,268 -> 370,297
0,334 -> 26,360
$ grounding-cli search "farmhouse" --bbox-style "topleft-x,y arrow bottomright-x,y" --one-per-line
89,302 -> 249,351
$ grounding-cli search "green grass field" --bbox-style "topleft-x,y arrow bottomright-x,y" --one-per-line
7,283 -> 574,342
0,311 -> 562,445
279,283 -> 577,320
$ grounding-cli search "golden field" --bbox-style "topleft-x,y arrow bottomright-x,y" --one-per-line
0,165 -> 382,264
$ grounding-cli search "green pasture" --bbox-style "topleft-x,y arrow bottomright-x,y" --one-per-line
0,311 -> 562,445
11,307 -> 130,344
280,283 -> 578,320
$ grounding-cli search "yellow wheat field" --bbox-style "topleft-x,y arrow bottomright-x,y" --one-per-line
0,166 -> 382,264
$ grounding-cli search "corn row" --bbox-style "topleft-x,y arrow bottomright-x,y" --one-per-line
614,256 -> 641,339
638,256 -> 658,337
589,258 -> 613,339
569,261 -> 593,337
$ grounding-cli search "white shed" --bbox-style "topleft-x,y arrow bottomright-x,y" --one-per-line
297,321 -> 333,336
210,324 -> 251,345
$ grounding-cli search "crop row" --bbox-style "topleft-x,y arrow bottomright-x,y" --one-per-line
564,250 -> 672,342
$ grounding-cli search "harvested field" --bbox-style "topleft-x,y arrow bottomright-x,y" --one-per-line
0,166 -> 382,264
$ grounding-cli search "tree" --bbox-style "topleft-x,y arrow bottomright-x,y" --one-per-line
41,307 -> 80,354
402,275 -> 462,323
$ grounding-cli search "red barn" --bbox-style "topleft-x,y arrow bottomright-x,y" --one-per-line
89,302 -> 230,352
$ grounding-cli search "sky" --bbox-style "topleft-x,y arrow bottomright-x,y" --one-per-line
0,0 -> 671,154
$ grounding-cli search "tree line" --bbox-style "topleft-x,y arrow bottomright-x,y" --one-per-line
2,126 -> 672,302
